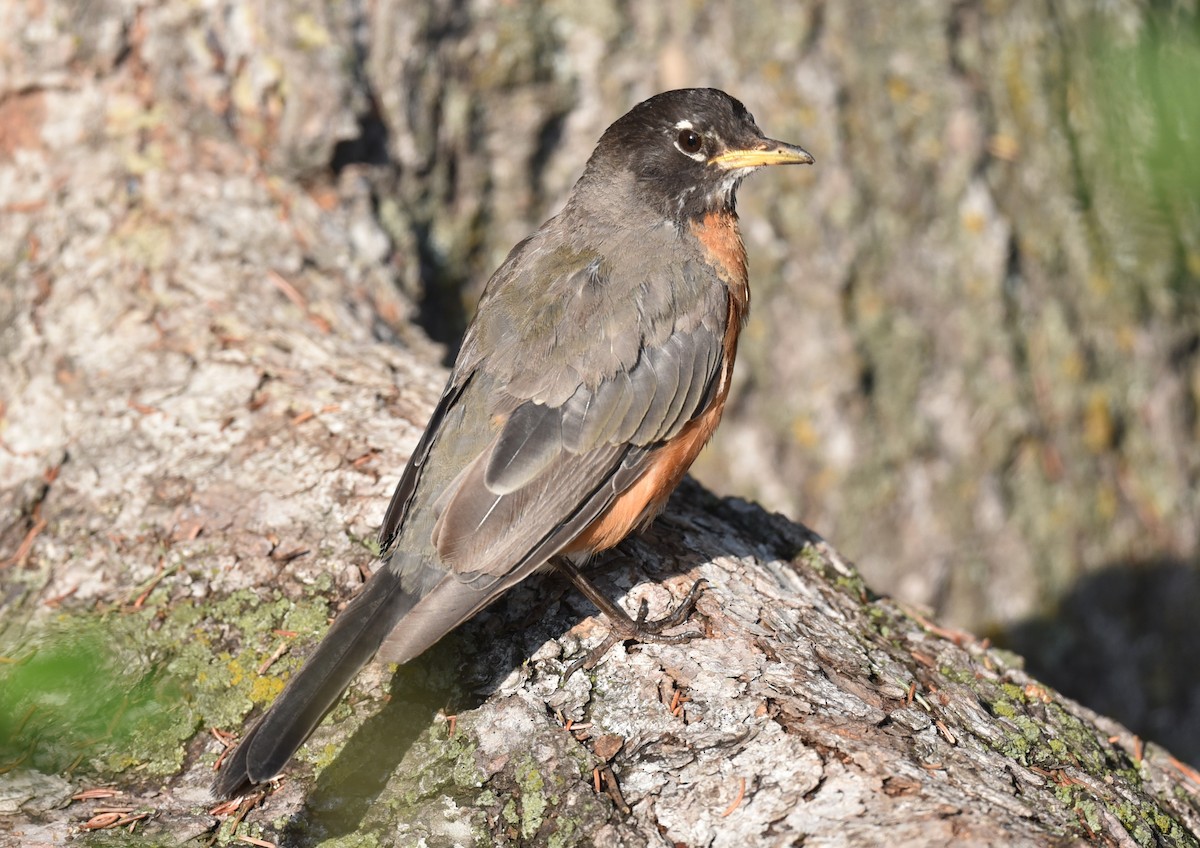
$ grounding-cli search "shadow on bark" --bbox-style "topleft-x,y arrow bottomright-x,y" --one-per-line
278,656 -> 451,846
274,542 -> 702,844
1005,556 -> 1200,768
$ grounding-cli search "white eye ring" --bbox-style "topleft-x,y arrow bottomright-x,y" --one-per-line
673,121 -> 706,161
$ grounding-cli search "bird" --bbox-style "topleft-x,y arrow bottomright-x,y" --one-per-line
213,87 -> 812,799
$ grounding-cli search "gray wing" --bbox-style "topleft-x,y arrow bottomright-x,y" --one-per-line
380,222 -> 727,588
377,377 -> 469,557
429,322 -> 724,584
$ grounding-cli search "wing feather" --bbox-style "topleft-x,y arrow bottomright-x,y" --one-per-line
484,401 -> 563,494
400,221 -> 730,588
432,322 -> 724,581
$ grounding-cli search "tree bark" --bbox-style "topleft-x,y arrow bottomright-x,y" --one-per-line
1,1 -> 1198,846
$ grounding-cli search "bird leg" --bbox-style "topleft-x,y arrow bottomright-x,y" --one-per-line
551,556 -> 707,678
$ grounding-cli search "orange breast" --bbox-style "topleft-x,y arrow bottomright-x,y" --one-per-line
566,211 -> 748,554
691,211 -> 749,309
566,389 -> 730,553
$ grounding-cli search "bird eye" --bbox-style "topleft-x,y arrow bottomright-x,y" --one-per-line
677,129 -> 703,154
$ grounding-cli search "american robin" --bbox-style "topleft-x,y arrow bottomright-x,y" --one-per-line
214,87 -> 812,799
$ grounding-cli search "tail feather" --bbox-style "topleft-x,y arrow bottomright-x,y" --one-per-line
212,563 -> 419,799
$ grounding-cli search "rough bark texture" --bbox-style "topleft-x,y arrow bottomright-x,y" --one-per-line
1,1 -> 1199,846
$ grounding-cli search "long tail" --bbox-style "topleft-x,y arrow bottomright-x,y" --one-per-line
212,562 -> 420,799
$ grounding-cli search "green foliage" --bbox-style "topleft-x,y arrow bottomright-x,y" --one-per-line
1087,10 -> 1200,302
0,590 -> 328,782
0,613 -> 193,778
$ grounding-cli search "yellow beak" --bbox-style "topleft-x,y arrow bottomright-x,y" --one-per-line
710,139 -> 814,170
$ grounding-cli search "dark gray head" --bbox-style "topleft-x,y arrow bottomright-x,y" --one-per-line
580,88 -> 813,222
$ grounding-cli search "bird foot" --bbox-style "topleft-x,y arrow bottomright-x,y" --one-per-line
563,578 -> 708,679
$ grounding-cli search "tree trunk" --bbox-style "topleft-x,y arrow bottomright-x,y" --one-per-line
1,1 -> 1197,846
